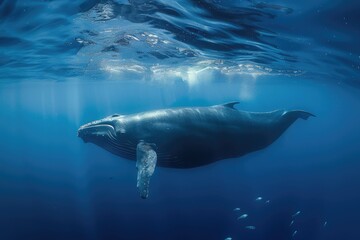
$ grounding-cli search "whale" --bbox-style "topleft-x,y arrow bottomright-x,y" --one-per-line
77,102 -> 314,198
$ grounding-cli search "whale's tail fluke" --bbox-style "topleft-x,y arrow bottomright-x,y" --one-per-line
290,110 -> 316,120
278,110 -> 315,133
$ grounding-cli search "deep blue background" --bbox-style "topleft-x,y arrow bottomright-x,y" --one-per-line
1,0 -> 360,239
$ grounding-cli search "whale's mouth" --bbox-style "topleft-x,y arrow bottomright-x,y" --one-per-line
78,122 -> 116,143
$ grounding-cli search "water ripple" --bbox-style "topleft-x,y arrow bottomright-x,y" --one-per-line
0,0 -> 359,86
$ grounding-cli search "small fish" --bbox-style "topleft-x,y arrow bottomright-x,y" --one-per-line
255,197 -> 263,201
237,214 -> 248,220
224,237 -> 232,240
292,211 -> 301,218
290,220 -> 294,226
233,208 -> 241,211
265,200 -> 270,204
324,221 -> 327,227
245,226 -> 256,230
292,230 -> 297,237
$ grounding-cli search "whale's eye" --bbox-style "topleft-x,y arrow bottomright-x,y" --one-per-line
111,114 -> 120,117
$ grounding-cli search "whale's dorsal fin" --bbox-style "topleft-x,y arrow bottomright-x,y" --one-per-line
136,141 -> 157,199
221,101 -> 240,109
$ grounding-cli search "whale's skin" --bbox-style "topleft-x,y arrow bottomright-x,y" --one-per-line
77,102 -> 314,168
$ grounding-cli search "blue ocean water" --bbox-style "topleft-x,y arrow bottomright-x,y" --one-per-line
0,0 -> 360,239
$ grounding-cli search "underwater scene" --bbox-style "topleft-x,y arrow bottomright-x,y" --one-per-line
1,0 -> 360,239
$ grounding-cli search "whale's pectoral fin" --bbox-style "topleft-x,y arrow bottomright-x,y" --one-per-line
136,141 -> 157,199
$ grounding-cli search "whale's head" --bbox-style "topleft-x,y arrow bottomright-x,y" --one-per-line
77,114 -> 123,149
